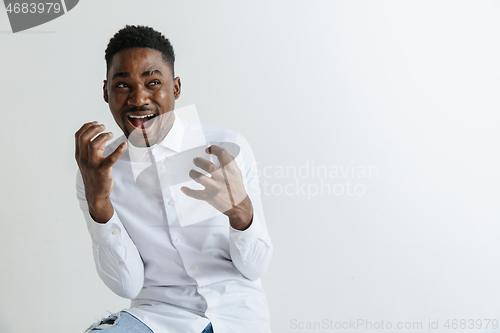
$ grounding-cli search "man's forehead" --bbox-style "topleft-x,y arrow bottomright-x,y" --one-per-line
108,48 -> 172,77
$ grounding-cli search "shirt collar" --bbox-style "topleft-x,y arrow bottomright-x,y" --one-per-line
127,111 -> 184,163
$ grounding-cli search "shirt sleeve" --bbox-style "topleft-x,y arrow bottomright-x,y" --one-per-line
76,170 -> 145,299
228,135 -> 273,281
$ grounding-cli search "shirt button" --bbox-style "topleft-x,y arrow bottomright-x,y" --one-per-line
190,266 -> 196,271
167,200 -> 173,206
112,230 -> 119,235
209,312 -> 215,318
119,261 -> 124,266
200,286 -> 206,289
176,237 -> 181,243
235,238 -> 242,241
244,258 -> 250,263
159,165 -> 165,171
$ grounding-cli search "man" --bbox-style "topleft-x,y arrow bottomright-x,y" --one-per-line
75,25 -> 272,333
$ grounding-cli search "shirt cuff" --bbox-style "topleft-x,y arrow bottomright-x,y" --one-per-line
88,210 -> 128,245
229,213 -> 264,244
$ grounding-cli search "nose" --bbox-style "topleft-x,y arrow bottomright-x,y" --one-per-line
128,85 -> 150,107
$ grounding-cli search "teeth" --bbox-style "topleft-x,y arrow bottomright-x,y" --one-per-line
129,114 -> 155,119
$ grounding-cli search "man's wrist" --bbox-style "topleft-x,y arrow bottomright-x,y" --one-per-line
88,197 -> 114,223
227,196 -> 253,230
229,213 -> 253,231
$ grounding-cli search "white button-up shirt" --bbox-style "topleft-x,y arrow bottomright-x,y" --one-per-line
76,112 -> 273,333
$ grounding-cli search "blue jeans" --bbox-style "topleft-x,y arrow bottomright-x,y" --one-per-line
85,311 -> 213,333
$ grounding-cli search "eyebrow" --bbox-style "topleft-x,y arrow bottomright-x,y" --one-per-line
112,69 -> 164,80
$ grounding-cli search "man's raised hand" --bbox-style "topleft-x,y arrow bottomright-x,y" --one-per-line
75,121 -> 127,223
181,145 -> 253,231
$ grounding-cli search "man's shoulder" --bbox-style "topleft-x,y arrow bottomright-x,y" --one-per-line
198,122 -> 241,142
180,118 -> 246,144
179,119 -> 254,165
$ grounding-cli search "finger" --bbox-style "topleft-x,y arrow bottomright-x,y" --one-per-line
189,169 -> 214,187
88,132 -> 114,165
102,141 -> 128,169
193,157 -> 217,174
220,166 -> 236,207
77,124 -> 106,162
75,121 -> 98,159
206,145 -> 234,167
180,186 -> 206,200
75,121 -> 98,141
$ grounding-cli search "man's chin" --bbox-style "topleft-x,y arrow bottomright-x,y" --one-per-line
126,131 -> 160,148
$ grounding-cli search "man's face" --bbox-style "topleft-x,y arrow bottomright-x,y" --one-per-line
104,48 -> 181,147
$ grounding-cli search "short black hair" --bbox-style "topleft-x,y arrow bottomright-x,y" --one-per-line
105,25 -> 175,77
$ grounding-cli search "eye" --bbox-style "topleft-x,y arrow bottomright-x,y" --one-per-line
116,82 -> 128,88
148,80 -> 161,86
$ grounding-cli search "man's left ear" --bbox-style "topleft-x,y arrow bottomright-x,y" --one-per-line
103,80 -> 109,103
173,77 -> 181,100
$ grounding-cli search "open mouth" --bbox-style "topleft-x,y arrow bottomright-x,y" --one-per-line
127,113 -> 157,130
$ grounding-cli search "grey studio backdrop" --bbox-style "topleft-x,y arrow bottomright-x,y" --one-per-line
1,1 -> 500,332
